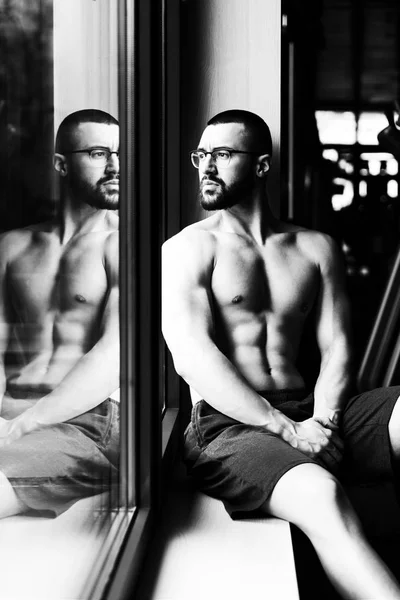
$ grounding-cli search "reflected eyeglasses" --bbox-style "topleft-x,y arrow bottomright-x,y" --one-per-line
63,148 -> 119,166
190,148 -> 259,169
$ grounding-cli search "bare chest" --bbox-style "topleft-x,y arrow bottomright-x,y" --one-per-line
7,238 -> 108,321
211,242 -> 319,320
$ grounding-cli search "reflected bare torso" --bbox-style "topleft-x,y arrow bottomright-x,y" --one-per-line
2,222 -> 116,397
189,217 -> 321,401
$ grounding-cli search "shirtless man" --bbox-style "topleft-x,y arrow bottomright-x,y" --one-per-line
162,109 -> 400,599
0,109 -> 119,517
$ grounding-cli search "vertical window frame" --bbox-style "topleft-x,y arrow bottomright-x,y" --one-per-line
103,0 -> 166,596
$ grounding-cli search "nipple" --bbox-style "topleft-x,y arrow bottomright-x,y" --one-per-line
75,294 -> 87,303
232,295 -> 243,304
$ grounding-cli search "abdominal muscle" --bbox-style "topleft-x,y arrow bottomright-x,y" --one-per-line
6,347 -> 85,395
230,343 -> 305,391
6,318 -> 92,396
3,343 -> 86,418
190,321 -> 306,405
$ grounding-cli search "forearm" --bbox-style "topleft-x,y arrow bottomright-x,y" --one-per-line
16,340 -> 119,431
173,338 -> 294,434
313,340 -> 353,421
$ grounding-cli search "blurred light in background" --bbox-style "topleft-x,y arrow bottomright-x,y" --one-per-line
332,177 -> 354,211
316,111 -> 356,145
359,180 -> 367,197
387,180 -> 398,198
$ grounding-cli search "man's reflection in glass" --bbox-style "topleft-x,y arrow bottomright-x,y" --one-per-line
0,109 -> 119,517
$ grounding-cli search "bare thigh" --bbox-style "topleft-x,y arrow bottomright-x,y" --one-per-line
261,463 -> 359,537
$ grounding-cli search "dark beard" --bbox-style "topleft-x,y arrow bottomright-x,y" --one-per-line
69,174 -> 119,210
199,171 -> 254,211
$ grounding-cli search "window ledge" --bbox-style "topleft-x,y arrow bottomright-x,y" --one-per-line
138,461 -> 300,600
0,493 -> 117,600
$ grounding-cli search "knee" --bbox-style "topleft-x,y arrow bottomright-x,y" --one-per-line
292,475 -> 357,538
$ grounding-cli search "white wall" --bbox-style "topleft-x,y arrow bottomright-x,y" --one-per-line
181,0 -> 281,224
53,0 -> 118,132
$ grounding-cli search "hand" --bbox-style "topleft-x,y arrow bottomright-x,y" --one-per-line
313,408 -> 343,431
283,418 -> 344,474
0,414 -> 35,448
0,417 -> 19,447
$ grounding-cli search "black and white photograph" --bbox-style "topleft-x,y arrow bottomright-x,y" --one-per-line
1,1 -> 400,599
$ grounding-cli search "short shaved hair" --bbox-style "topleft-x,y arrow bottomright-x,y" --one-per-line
207,109 -> 272,158
55,109 -> 119,153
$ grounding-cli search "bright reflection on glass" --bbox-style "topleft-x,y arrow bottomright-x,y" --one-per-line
387,180 -> 398,198
316,111 -> 357,145
332,177 -> 354,211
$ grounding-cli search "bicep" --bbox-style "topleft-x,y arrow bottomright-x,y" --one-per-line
162,240 -> 215,351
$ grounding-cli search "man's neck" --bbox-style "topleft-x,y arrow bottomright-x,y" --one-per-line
218,192 -> 280,245
57,197 -> 117,245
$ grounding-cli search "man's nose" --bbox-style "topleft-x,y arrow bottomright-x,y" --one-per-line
105,152 -> 119,174
201,153 -> 217,175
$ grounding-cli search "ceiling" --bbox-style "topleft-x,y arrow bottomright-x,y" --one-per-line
315,0 -> 400,111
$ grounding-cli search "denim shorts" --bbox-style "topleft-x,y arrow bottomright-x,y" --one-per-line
183,387 -> 400,521
0,398 -> 119,516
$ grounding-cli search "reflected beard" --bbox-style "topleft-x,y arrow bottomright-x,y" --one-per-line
70,175 -> 119,210
199,172 -> 254,211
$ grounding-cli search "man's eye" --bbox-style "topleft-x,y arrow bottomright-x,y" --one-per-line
215,151 -> 230,160
197,152 -> 206,160
91,150 -> 107,159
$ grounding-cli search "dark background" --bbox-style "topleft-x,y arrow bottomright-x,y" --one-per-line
282,0 -> 400,380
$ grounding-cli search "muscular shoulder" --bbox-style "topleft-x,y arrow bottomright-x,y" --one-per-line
163,219 -> 218,274
0,227 -> 37,266
287,229 -> 343,278
297,230 -> 340,265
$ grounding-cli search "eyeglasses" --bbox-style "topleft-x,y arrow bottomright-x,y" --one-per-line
63,147 -> 119,166
190,147 -> 259,169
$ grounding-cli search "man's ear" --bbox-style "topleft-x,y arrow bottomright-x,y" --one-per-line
54,153 -> 68,176
256,154 -> 270,178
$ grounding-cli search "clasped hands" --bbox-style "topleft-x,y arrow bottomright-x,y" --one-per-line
285,415 -> 344,474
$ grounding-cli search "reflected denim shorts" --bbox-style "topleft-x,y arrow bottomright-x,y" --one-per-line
0,398 -> 119,517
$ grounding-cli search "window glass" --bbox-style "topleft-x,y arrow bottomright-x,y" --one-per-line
0,1 -> 125,598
